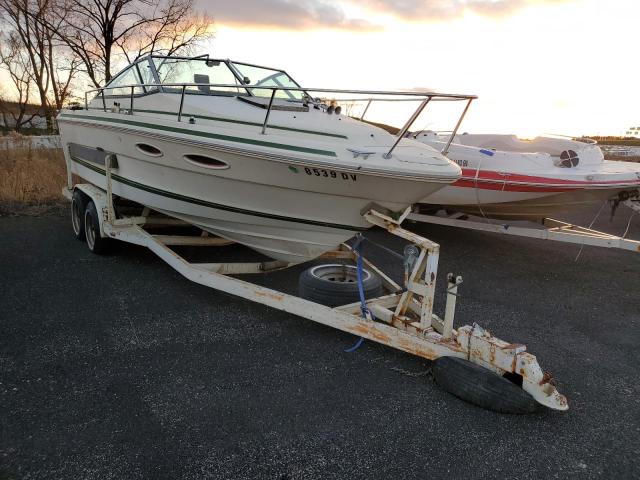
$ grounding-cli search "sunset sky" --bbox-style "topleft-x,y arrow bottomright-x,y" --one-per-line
200,0 -> 640,137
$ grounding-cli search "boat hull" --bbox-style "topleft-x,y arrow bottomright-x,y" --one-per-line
417,135 -> 640,220
423,185 -> 636,220
59,117 -> 452,262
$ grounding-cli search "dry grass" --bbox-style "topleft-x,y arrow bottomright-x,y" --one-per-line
0,133 -> 67,215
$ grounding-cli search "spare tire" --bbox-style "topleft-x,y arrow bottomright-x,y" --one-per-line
433,356 -> 541,414
298,263 -> 383,307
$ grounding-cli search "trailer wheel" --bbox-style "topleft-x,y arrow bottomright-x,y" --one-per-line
71,190 -> 86,240
299,264 -> 383,307
84,201 -> 109,254
432,356 -> 541,414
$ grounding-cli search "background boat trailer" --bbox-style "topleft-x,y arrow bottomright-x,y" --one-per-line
63,173 -> 568,412
408,200 -> 640,253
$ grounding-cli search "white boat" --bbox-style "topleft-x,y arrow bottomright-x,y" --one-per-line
415,132 -> 640,219
57,55 -> 470,263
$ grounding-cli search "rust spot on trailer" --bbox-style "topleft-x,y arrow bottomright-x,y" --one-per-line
470,347 -> 484,359
397,340 -> 438,360
539,371 -> 554,386
352,324 -> 391,343
320,250 -> 354,259
253,290 -> 285,302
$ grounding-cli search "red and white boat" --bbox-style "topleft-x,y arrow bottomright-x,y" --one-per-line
415,132 -> 640,219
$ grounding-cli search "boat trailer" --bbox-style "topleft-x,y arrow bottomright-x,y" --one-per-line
62,181 -> 568,413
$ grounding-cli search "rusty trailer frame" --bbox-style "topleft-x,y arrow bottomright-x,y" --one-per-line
62,180 -> 568,412
407,207 -> 640,253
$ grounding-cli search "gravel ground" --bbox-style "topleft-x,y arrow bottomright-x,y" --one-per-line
0,204 -> 639,479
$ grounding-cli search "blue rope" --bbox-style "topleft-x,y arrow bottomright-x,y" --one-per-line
344,336 -> 364,353
344,235 -> 373,353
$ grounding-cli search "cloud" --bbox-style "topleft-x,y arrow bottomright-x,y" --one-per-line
355,0 -> 570,21
197,0 -> 377,30
197,0 -> 571,31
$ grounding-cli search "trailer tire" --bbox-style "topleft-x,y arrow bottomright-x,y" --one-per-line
71,190 -> 86,240
433,356 -> 541,414
84,200 -> 110,254
298,264 -> 383,307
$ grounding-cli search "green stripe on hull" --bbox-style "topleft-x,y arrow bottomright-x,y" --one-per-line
87,107 -> 348,140
71,155 -> 366,232
60,113 -> 337,157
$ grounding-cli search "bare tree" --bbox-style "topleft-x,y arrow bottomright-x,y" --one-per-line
0,32 -> 37,132
42,4 -> 81,109
0,0 -> 50,129
51,0 -> 214,88
0,0 -> 80,131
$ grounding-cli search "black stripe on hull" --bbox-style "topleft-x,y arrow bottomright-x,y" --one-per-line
70,155 -> 368,232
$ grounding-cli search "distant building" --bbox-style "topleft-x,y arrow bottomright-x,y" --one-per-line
624,126 -> 640,138
0,101 -> 51,132
0,114 -> 48,130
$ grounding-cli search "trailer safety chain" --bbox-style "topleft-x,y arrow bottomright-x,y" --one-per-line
575,199 -> 608,262
622,210 -> 635,239
356,235 -> 479,302
351,234 -> 405,261
357,235 -> 496,307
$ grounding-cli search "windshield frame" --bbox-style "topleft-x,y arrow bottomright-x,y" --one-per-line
103,55 -> 307,101
149,55 -> 248,97
227,60 -> 306,101
106,55 -> 306,101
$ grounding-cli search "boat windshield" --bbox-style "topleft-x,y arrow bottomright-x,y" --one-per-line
152,57 -> 246,95
147,57 -> 303,100
230,62 -> 303,101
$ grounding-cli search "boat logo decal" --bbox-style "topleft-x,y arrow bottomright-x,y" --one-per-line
303,167 -> 357,181
288,165 -> 299,173
479,149 -> 495,156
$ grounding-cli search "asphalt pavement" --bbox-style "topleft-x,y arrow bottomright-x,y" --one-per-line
1,204 -> 639,479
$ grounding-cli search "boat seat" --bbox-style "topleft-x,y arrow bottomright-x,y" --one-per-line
194,74 -> 211,93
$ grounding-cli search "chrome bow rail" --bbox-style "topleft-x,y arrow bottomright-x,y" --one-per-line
84,83 -> 477,159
